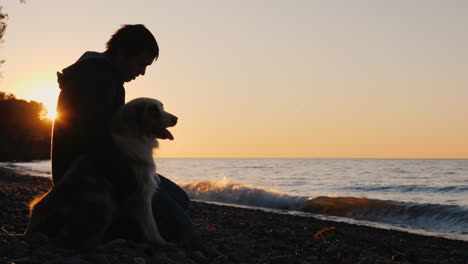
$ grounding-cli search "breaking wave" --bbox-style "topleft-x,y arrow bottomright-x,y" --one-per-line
181,181 -> 306,210
181,181 -> 468,239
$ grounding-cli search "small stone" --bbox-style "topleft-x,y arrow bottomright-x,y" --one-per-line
311,238 -> 325,251
375,257 -> 392,264
134,243 -> 150,256
133,257 -> 146,264
228,250 -> 249,263
87,254 -> 109,264
272,241 -> 288,250
150,253 -> 178,264
321,255 -> 337,264
301,258 -> 320,264
305,255 -> 319,261
326,245 -> 339,255
205,246 -> 222,258
272,228 -> 291,239
270,255 -> 290,264
185,259 -> 197,264
8,240 -> 30,258
65,256 -> 90,264
190,250 -> 208,264
211,255 -> 229,264
341,243 -> 351,251
358,256 -> 377,264
217,244 -> 231,253
166,249 -> 187,263
341,256 -> 355,264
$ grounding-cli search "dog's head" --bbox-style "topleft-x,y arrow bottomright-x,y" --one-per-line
112,98 -> 178,140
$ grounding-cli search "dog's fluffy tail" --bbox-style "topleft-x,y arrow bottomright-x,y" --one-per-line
29,192 -> 49,211
24,191 -> 50,235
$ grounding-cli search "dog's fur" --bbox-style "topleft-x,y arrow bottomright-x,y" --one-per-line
25,98 -> 177,248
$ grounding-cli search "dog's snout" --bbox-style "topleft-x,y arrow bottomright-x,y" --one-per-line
171,115 -> 178,126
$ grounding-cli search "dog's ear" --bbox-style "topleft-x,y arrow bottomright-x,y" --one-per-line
120,102 -> 145,124
149,102 -> 162,116
112,106 -> 137,134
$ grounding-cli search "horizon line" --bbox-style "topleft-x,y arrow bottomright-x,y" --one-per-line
154,157 -> 468,160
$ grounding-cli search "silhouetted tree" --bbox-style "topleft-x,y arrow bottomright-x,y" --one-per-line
0,6 -> 7,66
0,91 -> 52,161
0,2 -> 48,161
1,1 -> 26,68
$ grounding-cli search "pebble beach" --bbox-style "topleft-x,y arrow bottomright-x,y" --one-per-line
1,167 -> 467,264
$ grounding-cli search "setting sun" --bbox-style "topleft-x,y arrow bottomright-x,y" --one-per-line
29,84 -> 59,116
44,109 -> 58,120
11,77 -> 59,121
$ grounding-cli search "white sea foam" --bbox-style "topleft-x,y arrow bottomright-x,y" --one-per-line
181,180 -> 468,240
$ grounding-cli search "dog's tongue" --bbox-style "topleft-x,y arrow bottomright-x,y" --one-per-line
163,128 -> 174,140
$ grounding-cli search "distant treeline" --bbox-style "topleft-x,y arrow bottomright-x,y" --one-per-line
0,91 -> 52,161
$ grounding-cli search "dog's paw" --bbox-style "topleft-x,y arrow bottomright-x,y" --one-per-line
161,241 -> 177,249
155,236 -> 177,248
148,240 -> 177,252
146,232 -> 176,250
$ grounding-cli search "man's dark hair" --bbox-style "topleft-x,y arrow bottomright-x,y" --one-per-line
106,24 -> 159,58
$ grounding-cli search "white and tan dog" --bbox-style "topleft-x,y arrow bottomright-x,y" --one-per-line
25,98 -> 177,248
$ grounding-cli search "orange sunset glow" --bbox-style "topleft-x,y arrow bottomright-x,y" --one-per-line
9,78 -> 59,120
1,1 -> 467,159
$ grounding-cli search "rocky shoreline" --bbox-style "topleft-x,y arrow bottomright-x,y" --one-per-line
1,167 -> 467,264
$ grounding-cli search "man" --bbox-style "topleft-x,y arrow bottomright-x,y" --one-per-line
52,24 -> 194,247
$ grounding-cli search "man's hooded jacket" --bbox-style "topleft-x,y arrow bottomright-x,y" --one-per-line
52,52 -> 125,184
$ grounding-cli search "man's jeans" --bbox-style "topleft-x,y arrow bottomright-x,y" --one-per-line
152,175 -> 194,245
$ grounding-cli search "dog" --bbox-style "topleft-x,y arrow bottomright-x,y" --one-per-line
25,98 -> 177,248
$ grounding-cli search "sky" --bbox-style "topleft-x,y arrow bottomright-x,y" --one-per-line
1,0 -> 467,159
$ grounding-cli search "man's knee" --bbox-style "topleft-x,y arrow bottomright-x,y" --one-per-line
158,174 -> 190,208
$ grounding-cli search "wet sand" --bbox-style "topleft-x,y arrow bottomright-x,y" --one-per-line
1,167 -> 467,264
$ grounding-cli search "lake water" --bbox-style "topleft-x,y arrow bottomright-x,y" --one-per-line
1,158 -> 467,241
